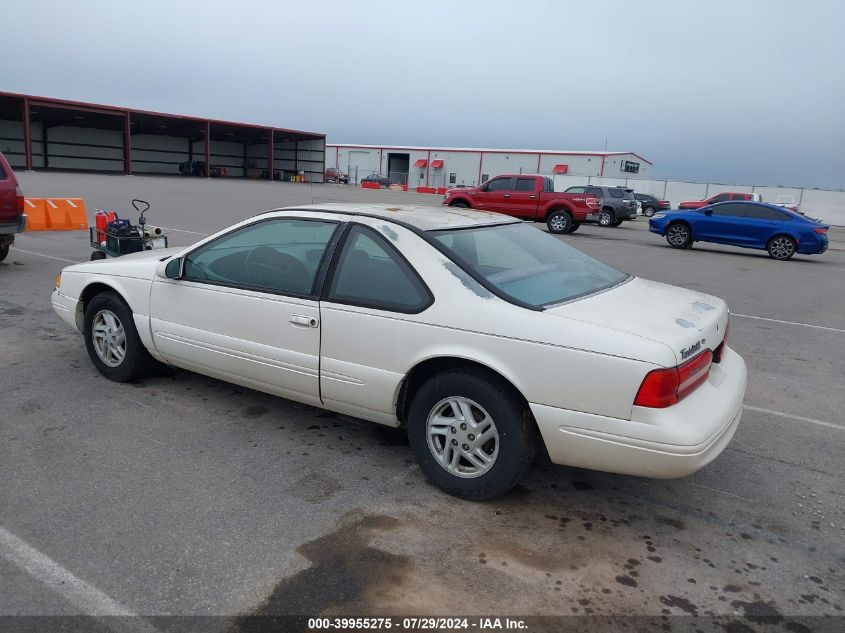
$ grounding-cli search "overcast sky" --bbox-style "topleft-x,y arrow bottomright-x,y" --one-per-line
5,0 -> 844,188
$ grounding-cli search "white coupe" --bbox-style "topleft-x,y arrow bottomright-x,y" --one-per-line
52,204 -> 747,500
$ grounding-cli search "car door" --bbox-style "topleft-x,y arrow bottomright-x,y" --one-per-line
507,177 -> 540,219
319,223 -> 434,422
473,177 -> 515,212
731,204 -> 788,248
696,203 -> 748,245
148,214 -> 342,406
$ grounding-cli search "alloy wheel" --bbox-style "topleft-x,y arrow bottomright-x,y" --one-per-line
91,309 -> 126,367
426,397 -> 499,479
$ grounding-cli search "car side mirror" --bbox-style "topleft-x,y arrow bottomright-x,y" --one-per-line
156,257 -> 182,279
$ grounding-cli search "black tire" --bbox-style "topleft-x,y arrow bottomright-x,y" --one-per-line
450,201 -> 469,208
546,210 -> 573,234
665,222 -> 692,249
0,244 -> 8,263
83,291 -> 155,382
767,235 -> 797,260
570,222 -> 581,233
90,251 -> 106,261
598,209 -> 616,227
611,219 -> 624,227
407,369 -> 538,501
643,206 -> 656,217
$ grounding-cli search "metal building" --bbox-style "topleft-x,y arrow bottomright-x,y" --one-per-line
326,144 -> 652,191
0,91 -> 326,182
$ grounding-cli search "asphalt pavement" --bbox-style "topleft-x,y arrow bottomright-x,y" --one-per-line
1,173 -> 843,629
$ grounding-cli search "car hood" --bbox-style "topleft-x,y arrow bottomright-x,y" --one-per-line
544,277 -> 729,366
64,247 -> 181,279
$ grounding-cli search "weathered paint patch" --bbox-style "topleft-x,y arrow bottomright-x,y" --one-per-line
443,261 -> 493,299
379,225 -> 399,242
692,300 -> 716,312
676,318 -> 696,328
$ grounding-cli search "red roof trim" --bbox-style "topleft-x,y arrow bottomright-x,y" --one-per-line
0,90 -> 325,138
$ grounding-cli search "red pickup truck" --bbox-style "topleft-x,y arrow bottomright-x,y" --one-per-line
442,174 -> 602,234
0,152 -> 27,262
679,192 -> 761,209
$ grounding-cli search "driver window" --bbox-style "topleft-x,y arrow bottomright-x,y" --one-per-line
183,218 -> 337,295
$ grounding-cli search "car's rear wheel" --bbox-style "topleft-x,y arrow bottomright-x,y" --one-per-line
84,291 -> 155,382
598,210 -> 616,227
407,369 -> 537,501
666,222 -> 692,249
643,206 -> 656,217
546,210 -> 572,234
450,201 -> 469,208
0,244 -> 8,262
767,235 -> 797,260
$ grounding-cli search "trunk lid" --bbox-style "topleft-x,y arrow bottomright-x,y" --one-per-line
546,277 -> 729,366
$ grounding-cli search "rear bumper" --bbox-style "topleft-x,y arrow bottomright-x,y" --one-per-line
530,347 -> 747,478
797,238 -> 828,255
0,213 -> 27,235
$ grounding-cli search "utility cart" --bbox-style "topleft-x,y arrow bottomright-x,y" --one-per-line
89,199 -> 168,260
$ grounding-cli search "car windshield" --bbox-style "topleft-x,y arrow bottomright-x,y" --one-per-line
430,223 -> 629,307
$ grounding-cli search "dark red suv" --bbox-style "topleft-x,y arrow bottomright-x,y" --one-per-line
0,152 -> 26,262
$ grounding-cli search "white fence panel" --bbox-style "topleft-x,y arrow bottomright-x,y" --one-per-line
752,186 -> 803,205
663,182 -> 709,208
799,190 -> 845,226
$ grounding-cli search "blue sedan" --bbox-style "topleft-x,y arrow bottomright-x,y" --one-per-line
648,201 -> 829,260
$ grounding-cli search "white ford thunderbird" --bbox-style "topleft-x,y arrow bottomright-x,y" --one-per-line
52,204 -> 746,499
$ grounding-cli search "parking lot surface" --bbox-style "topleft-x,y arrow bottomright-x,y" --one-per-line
1,173 -> 844,626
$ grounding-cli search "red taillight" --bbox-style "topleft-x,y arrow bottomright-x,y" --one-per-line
585,196 -> 601,210
15,185 -> 25,214
634,349 -> 713,408
814,228 -> 828,234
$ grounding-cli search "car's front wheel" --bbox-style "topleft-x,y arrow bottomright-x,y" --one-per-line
407,369 -> 537,501
84,291 -> 155,382
546,210 -> 573,234
666,222 -> 692,249
767,235 -> 797,260
449,201 -> 469,208
598,210 -> 616,227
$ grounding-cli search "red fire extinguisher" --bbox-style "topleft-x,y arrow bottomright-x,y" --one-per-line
94,210 -> 117,245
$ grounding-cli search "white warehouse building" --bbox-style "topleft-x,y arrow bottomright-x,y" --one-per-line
326,143 -> 652,192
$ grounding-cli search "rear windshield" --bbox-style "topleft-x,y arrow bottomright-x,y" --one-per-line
431,223 -> 629,307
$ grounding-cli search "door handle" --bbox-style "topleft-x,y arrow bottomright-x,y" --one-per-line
290,314 -> 319,328
503,194 -> 510,198
529,195 -> 536,199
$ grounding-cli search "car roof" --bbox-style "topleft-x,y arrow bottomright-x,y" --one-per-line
276,203 -> 520,231
704,200 -> 818,220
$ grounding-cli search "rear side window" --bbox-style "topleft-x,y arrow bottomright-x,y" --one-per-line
566,186 -> 585,193
609,189 -> 624,198
710,194 -> 731,203
486,178 -> 515,192
585,187 -> 603,197
514,178 -> 534,192
744,205 -> 789,221
327,225 -> 431,313
731,193 -> 750,200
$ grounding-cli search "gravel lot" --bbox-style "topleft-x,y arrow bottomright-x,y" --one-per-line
1,173 -> 843,629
